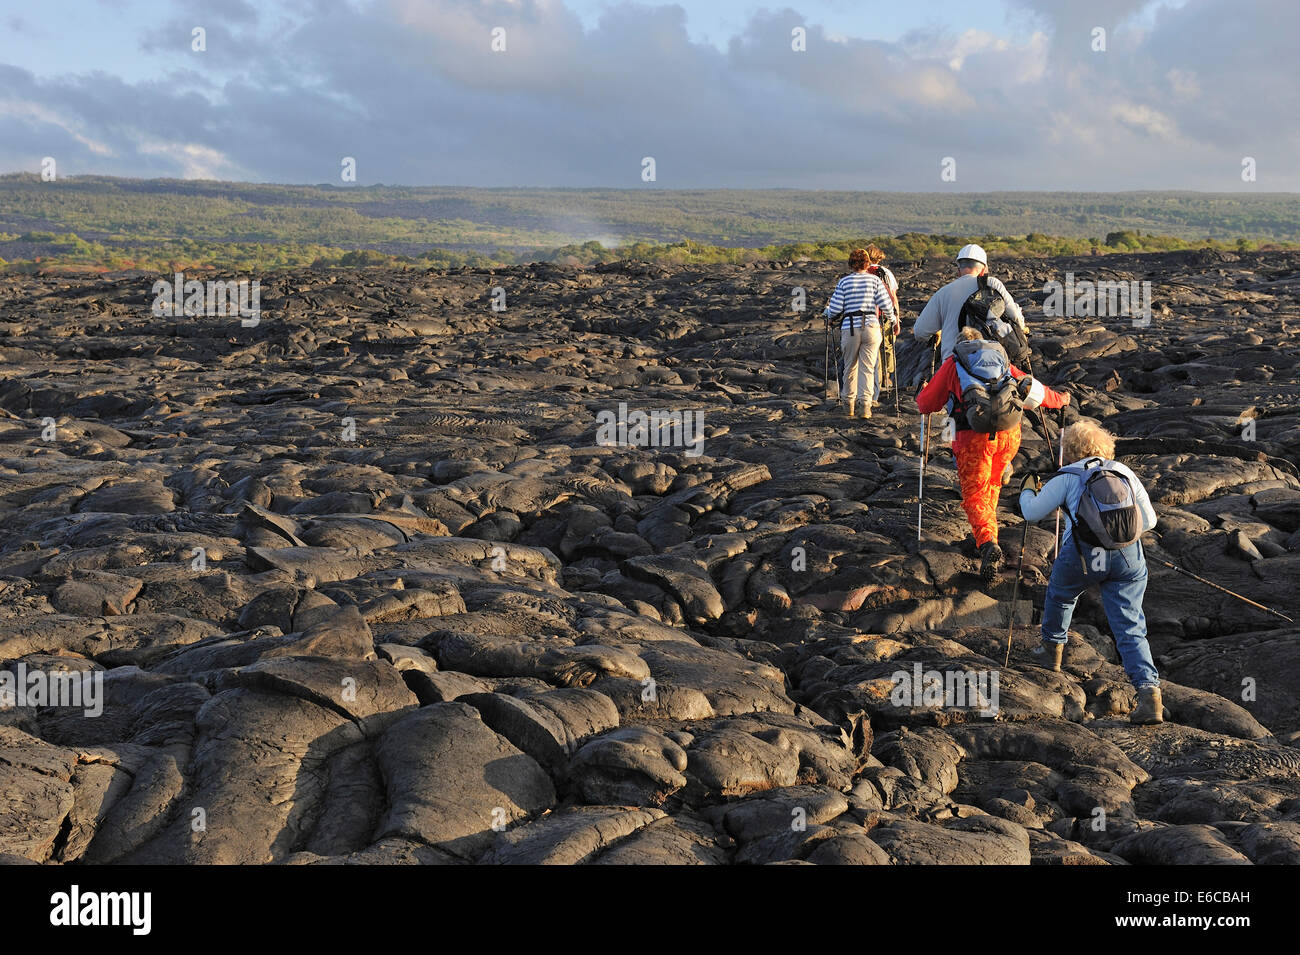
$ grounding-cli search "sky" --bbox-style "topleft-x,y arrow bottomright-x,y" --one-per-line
0,0 -> 1293,190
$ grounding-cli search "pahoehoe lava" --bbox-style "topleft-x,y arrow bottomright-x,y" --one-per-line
3,247 -> 1300,865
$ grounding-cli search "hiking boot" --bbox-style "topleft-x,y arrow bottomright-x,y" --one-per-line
1131,685 -> 1164,725
1000,463 -> 1013,486
979,542 -> 1004,584
1031,641 -> 1063,672
844,400 -> 856,418
857,403 -> 871,420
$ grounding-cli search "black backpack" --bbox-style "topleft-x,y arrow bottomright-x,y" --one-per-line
1060,458 -> 1143,551
961,274 -> 1031,367
952,339 -> 1024,438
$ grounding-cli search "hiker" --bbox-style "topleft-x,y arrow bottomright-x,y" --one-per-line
824,248 -> 898,419
864,245 -> 901,407
912,243 -> 1029,364
916,326 -> 1069,582
1017,421 -> 1163,724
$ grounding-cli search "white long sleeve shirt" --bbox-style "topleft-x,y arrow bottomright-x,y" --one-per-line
913,273 -> 1027,359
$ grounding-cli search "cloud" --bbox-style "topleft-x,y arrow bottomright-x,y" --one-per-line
0,0 -> 1296,189
0,95 -> 115,157
135,138 -> 247,180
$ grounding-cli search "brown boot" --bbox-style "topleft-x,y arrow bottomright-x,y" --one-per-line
1030,641 -> 1063,672
844,400 -> 856,418
1131,685 -> 1164,725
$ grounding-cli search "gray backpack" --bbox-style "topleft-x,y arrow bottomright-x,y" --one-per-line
1060,458 -> 1141,550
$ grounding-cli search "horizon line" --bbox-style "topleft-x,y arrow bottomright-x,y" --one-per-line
1,173 -> 1297,197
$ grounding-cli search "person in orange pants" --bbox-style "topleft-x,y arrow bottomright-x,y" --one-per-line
953,427 -> 1022,554
917,327 -> 1069,582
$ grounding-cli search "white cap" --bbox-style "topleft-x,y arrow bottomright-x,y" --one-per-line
956,244 -> 988,266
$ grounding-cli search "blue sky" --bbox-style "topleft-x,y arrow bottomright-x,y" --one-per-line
1,0 -> 1035,78
0,0 -> 1287,190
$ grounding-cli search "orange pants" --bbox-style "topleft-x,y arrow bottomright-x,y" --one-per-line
952,428 -> 1021,548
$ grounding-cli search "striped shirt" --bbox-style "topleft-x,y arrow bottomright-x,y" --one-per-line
824,271 -> 896,330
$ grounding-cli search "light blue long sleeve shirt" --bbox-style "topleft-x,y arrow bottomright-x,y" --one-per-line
1020,457 -> 1157,549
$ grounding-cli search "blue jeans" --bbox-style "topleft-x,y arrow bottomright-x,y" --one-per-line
1040,539 -> 1160,689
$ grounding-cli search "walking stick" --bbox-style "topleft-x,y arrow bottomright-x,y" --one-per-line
823,315 -> 832,400
894,359 -> 900,418
891,311 -> 901,419
916,331 -> 940,541
917,413 -> 931,540
1030,406 -> 1062,558
1053,429 -> 1063,559
1005,515 -> 1033,667
1039,406 -> 1058,466
1152,557 -> 1293,623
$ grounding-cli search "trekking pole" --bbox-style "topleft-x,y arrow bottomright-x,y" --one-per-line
1036,406 -> 1058,468
892,311 -> 901,419
823,315 -> 831,398
1004,515 -> 1033,667
917,414 -> 930,540
1053,430 -> 1063,559
1031,406 -> 1062,558
1151,557 -> 1293,623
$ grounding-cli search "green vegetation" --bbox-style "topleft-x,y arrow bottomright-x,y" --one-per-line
1,174 -> 1296,273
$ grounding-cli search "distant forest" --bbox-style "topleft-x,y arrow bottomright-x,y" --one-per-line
1,174 -> 1296,272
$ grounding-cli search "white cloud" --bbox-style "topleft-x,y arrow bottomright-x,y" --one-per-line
0,98 -> 115,156
0,0 -> 1295,189
1111,103 -> 1180,141
135,139 -> 247,180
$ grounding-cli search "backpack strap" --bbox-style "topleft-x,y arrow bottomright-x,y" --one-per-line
1059,460 -> 1121,563
1065,508 -> 1091,570
1059,456 -> 1104,476
953,345 -> 988,385
835,310 -> 876,332
1056,465 -> 1095,565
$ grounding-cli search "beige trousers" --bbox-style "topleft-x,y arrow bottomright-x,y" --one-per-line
841,321 -> 882,410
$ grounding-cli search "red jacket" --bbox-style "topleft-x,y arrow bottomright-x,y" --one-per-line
917,355 -> 1068,417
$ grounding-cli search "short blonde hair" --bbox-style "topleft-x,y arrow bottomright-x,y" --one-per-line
958,326 -> 981,341
1062,421 -> 1115,462
865,244 -> 886,264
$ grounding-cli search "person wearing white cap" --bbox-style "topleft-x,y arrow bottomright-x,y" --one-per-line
912,244 -> 1028,361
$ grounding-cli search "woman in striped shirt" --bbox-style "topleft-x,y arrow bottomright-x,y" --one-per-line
824,248 -> 898,419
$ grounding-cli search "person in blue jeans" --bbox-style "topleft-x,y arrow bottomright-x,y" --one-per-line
1018,420 -> 1164,724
